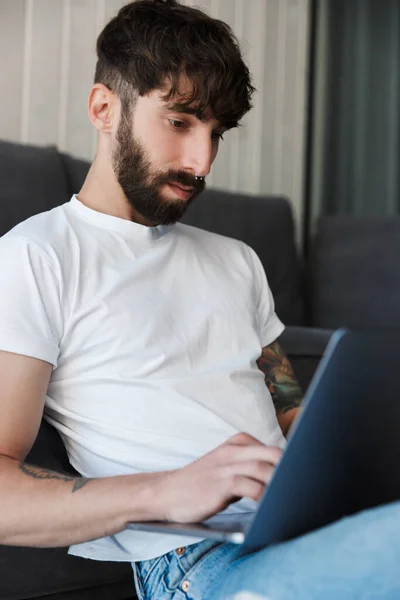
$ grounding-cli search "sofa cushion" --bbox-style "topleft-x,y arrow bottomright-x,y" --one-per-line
311,216 -> 400,329
0,544 -> 135,600
182,190 -> 305,325
0,141 -> 71,237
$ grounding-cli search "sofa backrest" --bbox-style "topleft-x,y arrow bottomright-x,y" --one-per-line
311,215 -> 400,329
0,141 -> 71,236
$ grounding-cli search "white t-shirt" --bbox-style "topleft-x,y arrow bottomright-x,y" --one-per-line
0,195 -> 285,561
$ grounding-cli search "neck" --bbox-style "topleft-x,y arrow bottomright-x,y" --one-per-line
77,154 -> 153,226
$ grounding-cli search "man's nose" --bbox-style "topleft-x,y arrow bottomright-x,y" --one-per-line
183,134 -> 213,178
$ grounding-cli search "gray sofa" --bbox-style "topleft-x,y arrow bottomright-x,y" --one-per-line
1,139 -> 395,599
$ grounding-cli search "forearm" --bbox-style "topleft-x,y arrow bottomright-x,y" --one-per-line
0,455 -> 162,548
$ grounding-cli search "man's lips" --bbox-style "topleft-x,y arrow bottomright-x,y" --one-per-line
167,182 -> 195,200
170,182 -> 194,192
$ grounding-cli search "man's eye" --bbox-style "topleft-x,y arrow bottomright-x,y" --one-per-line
169,119 -> 187,129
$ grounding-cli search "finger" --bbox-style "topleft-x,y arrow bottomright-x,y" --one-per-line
226,432 -> 265,447
231,475 -> 266,503
228,460 -> 276,486
221,444 -> 283,467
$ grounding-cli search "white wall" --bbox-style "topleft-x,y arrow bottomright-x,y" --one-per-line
0,0 -> 310,237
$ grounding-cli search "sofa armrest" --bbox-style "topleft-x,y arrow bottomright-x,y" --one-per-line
279,326 -> 334,393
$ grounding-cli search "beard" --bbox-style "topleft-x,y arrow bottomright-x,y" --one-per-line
112,116 -> 205,225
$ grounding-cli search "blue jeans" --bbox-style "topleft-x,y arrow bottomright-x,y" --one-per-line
132,501 -> 400,600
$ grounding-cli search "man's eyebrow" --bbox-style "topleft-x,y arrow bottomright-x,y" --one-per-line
165,103 -> 211,123
164,103 -> 232,130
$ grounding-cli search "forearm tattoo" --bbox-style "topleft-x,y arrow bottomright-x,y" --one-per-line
256,341 -> 303,414
19,463 -> 91,493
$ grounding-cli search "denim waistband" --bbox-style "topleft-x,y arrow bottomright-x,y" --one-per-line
132,538 -> 240,599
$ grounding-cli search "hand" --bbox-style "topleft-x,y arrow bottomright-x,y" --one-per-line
154,432 -> 282,524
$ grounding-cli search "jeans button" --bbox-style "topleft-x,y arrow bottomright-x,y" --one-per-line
176,547 -> 186,556
182,580 -> 190,592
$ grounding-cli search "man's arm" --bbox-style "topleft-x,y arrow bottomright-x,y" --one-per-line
256,339 -> 303,436
0,350 -> 160,547
0,350 -> 281,548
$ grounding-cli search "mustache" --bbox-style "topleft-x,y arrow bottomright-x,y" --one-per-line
157,170 -> 206,193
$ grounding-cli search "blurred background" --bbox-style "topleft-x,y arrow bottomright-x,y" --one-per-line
0,0 -> 399,248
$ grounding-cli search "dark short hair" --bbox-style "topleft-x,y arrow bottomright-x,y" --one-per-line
94,0 -> 255,127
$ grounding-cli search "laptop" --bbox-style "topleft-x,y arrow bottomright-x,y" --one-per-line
128,329 -> 400,556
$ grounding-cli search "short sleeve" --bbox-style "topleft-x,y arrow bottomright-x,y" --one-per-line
0,234 -> 62,366
246,245 -> 285,347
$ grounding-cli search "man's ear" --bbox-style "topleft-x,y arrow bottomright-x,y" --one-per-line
88,83 -> 119,134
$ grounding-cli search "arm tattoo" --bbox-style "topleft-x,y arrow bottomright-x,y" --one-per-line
19,463 -> 91,493
256,340 -> 303,414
